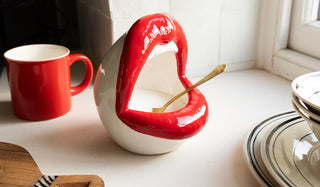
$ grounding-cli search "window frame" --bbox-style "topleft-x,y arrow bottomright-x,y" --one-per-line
289,0 -> 320,59
257,0 -> 320,80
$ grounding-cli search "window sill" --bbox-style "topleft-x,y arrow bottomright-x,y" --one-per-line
272,49 -> 320,80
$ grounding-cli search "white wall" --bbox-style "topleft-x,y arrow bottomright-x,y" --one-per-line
76,0 -> 261,77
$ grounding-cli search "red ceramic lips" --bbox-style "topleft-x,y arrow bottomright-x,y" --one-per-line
116,13 -> 209,139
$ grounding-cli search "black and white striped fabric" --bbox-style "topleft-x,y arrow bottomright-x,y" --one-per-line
34,175 -> 57,187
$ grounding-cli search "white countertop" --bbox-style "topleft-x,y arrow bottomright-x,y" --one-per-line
0,69 -> 292,186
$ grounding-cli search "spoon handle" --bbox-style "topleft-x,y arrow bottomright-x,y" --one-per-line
153,64 -> 227,113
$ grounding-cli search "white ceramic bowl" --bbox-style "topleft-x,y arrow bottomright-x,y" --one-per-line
292,94 -> 320,123
292,72 -> 320,115
292,100 -> 320,140
93,13 -> 209,155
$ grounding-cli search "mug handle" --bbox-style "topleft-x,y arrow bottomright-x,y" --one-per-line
68,54 -> 93,96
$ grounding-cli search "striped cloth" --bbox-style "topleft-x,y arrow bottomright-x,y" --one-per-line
34,175 -> 57,187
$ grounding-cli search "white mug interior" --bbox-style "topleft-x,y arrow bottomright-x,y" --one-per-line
4,44 -> 69,62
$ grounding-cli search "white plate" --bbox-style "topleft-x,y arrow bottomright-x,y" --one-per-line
244,111 -> 297,186
292,72 -> 320,114
260,113 -> 320,186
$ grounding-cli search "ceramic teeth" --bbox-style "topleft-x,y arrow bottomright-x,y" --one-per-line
34,175 -> 57,187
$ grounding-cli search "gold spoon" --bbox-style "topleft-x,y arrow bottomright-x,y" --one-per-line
152,64 -> 227,113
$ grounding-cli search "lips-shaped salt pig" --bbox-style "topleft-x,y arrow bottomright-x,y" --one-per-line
94,13 -> 208,155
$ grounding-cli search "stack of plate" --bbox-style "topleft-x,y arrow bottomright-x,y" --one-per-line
244,111 -> 320,186
291,71 -> 320,140
244,72 -> 320,186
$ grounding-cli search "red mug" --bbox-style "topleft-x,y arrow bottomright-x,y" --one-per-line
4,44 -> 93,121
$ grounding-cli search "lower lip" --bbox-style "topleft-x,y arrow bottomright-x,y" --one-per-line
128,88 -> 187,112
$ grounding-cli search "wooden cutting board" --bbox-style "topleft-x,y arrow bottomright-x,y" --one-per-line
0,142 -> 104,186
